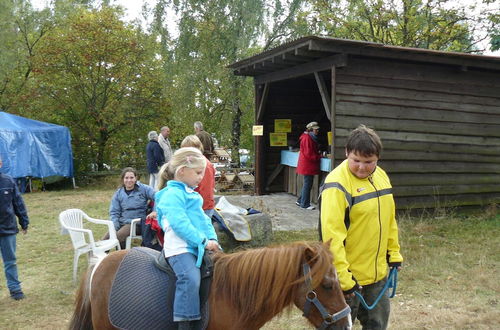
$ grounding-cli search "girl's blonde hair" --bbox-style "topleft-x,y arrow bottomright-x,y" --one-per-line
158,147 -> 206,189
180,135 -> 204,153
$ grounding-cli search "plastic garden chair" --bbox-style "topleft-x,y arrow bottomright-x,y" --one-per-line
125,218 -> 142,249
59,209 -> 121,283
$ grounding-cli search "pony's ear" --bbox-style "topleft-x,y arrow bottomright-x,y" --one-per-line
305,247 -> 315,262
323,239 -> 333,249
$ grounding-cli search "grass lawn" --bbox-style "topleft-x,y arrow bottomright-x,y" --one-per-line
0,186 -> 498,329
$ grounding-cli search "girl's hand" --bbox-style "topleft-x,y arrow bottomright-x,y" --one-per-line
205,240 -> 220,252
146,211 -> 157,220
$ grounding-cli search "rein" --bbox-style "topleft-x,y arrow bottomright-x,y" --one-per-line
354,267 -> 398,311
302,263 -> 351,330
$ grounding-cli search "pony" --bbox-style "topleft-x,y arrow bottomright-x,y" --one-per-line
70,241 -> 352,330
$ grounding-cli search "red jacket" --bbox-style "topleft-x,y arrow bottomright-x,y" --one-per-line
195,158 -> 215,210
297,132 -> 321,175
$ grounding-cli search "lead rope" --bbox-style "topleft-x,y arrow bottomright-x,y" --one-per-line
354,267 -> 398,310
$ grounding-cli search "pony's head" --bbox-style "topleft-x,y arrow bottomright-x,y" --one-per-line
292,240 -> 352,330
211,240 -> 351,329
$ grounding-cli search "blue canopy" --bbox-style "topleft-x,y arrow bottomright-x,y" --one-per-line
0,111 -> 74,179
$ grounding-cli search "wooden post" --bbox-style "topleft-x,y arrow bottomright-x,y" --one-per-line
254,83 -> 269,195
330,66 -> 336,170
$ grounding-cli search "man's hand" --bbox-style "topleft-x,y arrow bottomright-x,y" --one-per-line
21,229 -> 28,235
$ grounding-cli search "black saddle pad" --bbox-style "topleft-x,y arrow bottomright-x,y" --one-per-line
109,247 -> 209,330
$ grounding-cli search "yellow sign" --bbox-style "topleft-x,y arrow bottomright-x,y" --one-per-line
270,132 -> 287,146
328,131 -> 333,145
274,119 -> 291,133
252,125 -> 264,136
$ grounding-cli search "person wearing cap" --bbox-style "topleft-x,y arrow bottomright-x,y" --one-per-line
295,121 -> 321,210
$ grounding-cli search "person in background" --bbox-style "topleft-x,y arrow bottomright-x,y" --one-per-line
158,126 -> 173,164
156,147 -> 220,330
320,125 -> 403,329
146,131 -> 165,189
103,167 -> 155,249
194,121 -> 214,159
296,121 -> 321,210
180,135 -> 216,218
0,156 -> 29,300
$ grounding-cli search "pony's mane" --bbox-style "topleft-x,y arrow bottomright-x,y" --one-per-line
211,241 -> 333,327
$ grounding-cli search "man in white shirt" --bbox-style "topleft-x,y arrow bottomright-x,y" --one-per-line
158,126 -> 173,163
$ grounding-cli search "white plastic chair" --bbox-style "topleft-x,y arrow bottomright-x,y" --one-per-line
125,218 -> 142,249
59,209 -> 121,283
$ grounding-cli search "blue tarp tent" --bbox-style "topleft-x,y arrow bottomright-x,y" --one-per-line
0,111 -> 74,180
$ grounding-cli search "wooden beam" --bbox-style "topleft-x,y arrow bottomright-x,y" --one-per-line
256,83 -> 269,122
254,84 -> 266,195
282,52 -> 309,64
330,66 -> 337,170
295,48 -> 329,58
255,54 -> 348,84
265,164 -> 284,191
309,39 -> 500,71
314,72 -> 331,121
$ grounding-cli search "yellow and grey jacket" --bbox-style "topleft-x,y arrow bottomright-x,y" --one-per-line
320,159 -> 403,292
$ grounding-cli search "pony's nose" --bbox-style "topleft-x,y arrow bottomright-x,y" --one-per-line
326,325 -> 352,330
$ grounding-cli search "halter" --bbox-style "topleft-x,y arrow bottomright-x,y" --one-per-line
302,263 -> 351,330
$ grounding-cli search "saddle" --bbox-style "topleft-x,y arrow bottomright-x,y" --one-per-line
108,247 -> 213,330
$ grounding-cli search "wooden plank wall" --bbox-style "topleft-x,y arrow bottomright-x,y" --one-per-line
331,56 -> 500,209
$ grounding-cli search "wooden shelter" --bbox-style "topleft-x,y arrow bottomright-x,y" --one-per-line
228,36 -> 500,209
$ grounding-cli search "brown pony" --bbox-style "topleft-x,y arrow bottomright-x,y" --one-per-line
70,241 -> 351,330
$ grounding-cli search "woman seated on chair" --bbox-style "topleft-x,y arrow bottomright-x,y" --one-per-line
103,167 -> 156,249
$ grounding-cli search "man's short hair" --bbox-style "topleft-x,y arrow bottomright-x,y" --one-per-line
194,121 -> 203,130
346,125 -> 382,158
160,126 -> 169,132
148,131 -> 158,140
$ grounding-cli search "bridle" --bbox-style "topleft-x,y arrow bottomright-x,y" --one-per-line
302,263 -> 351,330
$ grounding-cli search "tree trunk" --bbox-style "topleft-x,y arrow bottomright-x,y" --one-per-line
230,75 -> 242,168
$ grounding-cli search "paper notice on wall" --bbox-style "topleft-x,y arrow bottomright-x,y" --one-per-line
252,125 -> 264,136
270,132 -> 287,146
274,119 -> 291,133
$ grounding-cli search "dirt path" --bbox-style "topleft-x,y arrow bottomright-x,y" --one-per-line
223,192 -> 319,231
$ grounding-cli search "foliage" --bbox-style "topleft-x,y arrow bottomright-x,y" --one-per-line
0,0 -> 53,112
29,6 -> 168,172
293,0 -> 479,52
149,0 -> 304,164
1,0 -> 498,176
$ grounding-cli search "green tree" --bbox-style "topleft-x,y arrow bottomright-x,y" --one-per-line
152,0 -> 303,165
0,1 -> 52,111
295,0 -> 477,52
31,6 -> 168,171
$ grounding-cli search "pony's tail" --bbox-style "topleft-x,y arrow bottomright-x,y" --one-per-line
69,268 -> 93,330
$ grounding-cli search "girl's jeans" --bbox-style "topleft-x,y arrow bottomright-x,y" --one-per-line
167,252 -> 201,321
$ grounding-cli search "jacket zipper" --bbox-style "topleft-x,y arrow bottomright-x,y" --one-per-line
368,176 -> 382,283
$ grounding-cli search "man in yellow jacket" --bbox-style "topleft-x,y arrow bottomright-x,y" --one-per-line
320,125 -> 403,330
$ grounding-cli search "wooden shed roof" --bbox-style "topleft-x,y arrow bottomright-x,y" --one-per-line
229,36 -> 500,82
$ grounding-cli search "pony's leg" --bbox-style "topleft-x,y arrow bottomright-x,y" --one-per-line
90,251 -> 128,330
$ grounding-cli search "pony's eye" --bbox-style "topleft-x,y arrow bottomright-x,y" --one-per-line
321,277 -> 334,290
321,283 -> 333,290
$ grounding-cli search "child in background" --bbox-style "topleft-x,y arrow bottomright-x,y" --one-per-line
180,135 -> 216,218
155,147 -> 220,329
